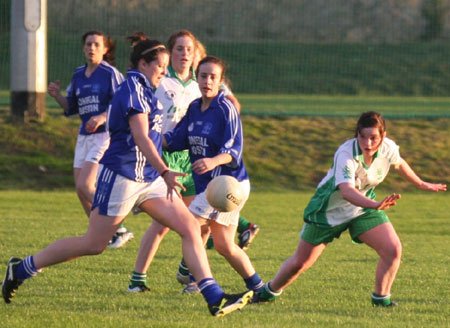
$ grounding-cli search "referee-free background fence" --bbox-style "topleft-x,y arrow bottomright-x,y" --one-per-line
1,1 -> 450,103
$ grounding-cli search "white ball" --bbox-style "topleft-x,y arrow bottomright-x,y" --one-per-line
206,175 -> 244,212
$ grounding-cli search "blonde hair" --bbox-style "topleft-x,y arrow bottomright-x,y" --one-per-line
193,39 -> 207,70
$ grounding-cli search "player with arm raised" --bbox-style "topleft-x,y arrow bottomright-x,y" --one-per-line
251,111 -> 446,307
3,33 -> 253,317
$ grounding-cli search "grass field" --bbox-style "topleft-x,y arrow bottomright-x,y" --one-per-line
0,190 -> 449,327
1,91 -> 449,191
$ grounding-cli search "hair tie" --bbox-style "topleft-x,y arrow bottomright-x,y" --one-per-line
141,45 -> 165,56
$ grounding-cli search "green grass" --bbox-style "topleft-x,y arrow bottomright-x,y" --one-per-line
0,190 -> 449,327
1,91 -> 449,191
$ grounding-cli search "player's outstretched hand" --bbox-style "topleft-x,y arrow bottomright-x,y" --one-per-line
376,193 -> 401,210
48,80 -> 61,98
418,181 -> 447,192
162,171 -> 187,200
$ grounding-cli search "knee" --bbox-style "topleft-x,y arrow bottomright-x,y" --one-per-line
214,240 -> 236,258
382,241 -> 402,263
82,238 -> 108,256
178,218 -> 201,239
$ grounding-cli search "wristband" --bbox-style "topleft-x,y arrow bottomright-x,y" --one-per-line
160,169 -> 170,178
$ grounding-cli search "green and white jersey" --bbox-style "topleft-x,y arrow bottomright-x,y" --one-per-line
155,66 -> 201,134
304,137 -> 402,227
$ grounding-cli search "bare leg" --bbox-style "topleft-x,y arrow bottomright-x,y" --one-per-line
77,162 -> 98,202
209,220 -> 256,278
74,166 -> 94,217
358,222 -> 402,295
139,197 -> 212,281
33,208 -> 125,269
134,220 -> 170,273
133,194 -> 196,274
270,239 -> 326,291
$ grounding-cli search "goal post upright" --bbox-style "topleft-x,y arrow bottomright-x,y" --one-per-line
10,0 -> 47,122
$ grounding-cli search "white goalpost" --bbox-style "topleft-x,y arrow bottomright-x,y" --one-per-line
10,0 -> 47,122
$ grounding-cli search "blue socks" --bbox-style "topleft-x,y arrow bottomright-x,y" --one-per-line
244,273 -> 264,292
16,256 -> 40,281
198,278 -> 224,305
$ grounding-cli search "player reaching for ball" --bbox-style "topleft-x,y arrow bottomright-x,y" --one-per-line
127,31 -> 258,293
251,111 -> 446,307
47,30 -> 133,248
194,39 -> 260,251
2,33 -> 253,317
163,55 -> 265,294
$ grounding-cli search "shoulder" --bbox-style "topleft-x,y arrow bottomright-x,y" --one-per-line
335,139 -> 357,160
216,93 -> 237,115
99,62 -> 124,79
378,137 -> 400,157
72,65 -> 85,78
190,97 -> 202,108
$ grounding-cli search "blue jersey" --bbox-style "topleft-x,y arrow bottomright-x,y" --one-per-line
65,61 -> 124,135
165,91 -> 249,193
100,70 -> 164,183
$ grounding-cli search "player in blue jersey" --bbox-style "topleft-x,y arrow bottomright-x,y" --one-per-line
127,31 -> 258,292
47,30 -> 133,248
3,33 -> 253,317
251,111 -> 446,307
164,55 -> 264,295
193,39 -> 260,251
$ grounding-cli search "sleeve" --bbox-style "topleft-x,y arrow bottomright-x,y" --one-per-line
333,149 -> 357,187
127,82 -> 151,116
218,99 -> 243,169
383,138 -> 402,166
64,76 -> 79,116
109,69 -> 124,97
164,109 -> 190,152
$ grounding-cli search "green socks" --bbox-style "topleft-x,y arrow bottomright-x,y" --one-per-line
130,271 -> 147,288
237,216 -> 250,233
178,258 -> 190,276
259,281 -> 282,301
372,293 -> 396,306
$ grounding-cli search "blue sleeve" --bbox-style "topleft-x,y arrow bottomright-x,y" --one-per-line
110,70 -> 124,98
219,100 -> 244,169
128,82 -> 151,114
64,77 -> 79,116
164,112 -> 189,152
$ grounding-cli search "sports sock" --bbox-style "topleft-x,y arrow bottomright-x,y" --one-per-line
198,278 -> 224,305
244,273 -> 264,292
237,217 -> 250,233
372,293 -> 392,306
129,271 -> 147,288
178,258 -> 190,276
116,223 -> 127,234
206,235 -> 214,249
16,256 -> 40,281
259,281 -> 282,301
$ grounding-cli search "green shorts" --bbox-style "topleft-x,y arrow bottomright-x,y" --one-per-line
162,150 -> 196,197
300,210 -> 390,245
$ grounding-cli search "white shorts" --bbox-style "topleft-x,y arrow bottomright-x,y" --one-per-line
93,165 -> 168,217
73,132 -> 110,168
189,179 -> 250,226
